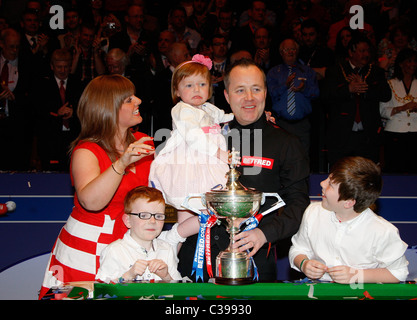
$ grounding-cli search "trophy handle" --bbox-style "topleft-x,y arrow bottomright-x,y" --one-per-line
181,193 -> 205,214
260,193 -> 286,216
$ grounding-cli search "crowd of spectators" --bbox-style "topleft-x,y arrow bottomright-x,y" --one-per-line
0,0 -> 416,173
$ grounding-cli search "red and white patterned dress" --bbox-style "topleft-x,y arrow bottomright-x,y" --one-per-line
39,132 -> 153,298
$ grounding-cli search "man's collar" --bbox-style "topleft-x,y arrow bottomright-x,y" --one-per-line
230,113 -> 268,130
1,55 -> 17,64
348,60 -> 363,71
25,33 -> 37,41
55,76 -> 68,84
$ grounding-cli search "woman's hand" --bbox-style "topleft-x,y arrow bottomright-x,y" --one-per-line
410,102 -> 417,113
391,101 -> 417,116
117,136 -> 155,170
72,136 -> 154,211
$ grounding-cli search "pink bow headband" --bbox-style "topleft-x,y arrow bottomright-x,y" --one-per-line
178,54 -> 213,70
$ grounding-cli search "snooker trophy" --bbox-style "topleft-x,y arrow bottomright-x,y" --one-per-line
182,150 -> 285,285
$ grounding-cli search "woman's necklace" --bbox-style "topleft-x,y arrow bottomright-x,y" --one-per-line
388,79 -> 417,104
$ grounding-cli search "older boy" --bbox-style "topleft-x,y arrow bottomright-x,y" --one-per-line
289,156 -> 409,284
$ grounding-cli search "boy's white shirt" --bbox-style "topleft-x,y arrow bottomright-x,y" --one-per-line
96,224 -> 185,283
289,202 -> 409,282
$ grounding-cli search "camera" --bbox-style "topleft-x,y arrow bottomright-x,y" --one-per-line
106,22 -> 116,30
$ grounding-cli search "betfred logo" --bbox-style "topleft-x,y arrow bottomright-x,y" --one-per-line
241,156 -> 274,169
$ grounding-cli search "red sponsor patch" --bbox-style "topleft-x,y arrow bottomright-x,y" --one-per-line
241,156 -> 274,169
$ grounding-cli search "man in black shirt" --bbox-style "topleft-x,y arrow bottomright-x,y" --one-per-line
178,59 -> 310,281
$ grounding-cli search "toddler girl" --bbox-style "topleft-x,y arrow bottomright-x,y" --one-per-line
149,54 -> 233,224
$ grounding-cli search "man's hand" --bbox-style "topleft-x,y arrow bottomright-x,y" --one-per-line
232,228 -> 267,257
57,102 -> 73,119
0,87 -> 15,101
348,74 -> 368,94
128,42 -> 147,56
286,73 -> 305,92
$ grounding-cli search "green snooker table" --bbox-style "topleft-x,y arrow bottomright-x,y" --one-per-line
64,281 -> 417,300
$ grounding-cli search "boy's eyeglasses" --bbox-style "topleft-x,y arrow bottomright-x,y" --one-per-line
128,212 -> 166,221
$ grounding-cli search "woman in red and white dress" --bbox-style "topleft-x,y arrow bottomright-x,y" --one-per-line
39,75 -> 155,298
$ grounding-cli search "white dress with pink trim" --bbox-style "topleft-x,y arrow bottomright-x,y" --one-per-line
149,101 -> 234,210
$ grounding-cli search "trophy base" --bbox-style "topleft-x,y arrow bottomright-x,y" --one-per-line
215,277 -> 255,286
215,250 -> 254,285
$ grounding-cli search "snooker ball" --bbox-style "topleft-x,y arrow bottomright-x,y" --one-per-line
6,201 -> 16,212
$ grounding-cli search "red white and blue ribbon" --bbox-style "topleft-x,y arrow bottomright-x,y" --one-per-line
239,213 -> 263,280
191,210 -> 218,282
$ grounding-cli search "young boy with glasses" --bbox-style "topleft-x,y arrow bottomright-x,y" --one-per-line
96,186 -> 193,283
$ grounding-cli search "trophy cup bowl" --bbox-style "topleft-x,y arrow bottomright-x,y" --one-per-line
205,186 -> 262,285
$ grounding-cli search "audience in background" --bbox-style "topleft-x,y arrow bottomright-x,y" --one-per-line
108,4 -> 156,76
231,0 -> 267,55
187,0 -> 218,41
377,21 -> 417,80
151,42 -> 191,137
0,28 -> 34,171
34,48 -> 82,171
322,35 -> 391,169
70,22 -> 106,88
209,33 -> 230,112
19,9 -> 59,79
327,0 -> 374,51
58,7 -> 82,51
267,38 -> 319,155
0,0 -> 416,174
334,26 -> 359,64
380,48 -> 417,173
168,5 -> 201,54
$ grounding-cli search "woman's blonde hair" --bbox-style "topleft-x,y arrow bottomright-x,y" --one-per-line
171,62 -> 213,104
70,74 -> 136,161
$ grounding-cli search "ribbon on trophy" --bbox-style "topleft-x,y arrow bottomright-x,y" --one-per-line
239,213 -> 263,280
191,210 -> 218,281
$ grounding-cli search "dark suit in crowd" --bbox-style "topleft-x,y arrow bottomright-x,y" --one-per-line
34,73 -> 82,171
